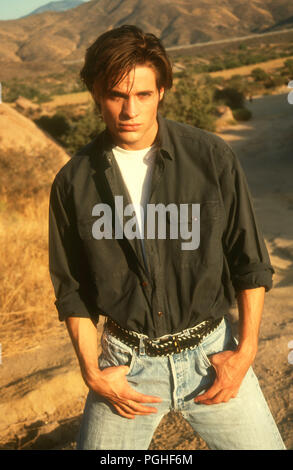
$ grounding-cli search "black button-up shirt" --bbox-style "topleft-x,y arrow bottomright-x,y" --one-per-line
48,114 -> 274,338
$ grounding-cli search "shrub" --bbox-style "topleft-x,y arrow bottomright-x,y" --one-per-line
163,75 -> 217,131
213,87 -> 245,109
62,107 -> 105,155
0,147 -> 64,205
35,107 -> 105,155
251,68 -> 269,82
227,75 -> 249,94
232,108 -> 252,121
35,113 -> 71,139
2,80 -> 50,103
284,59 -> 293,77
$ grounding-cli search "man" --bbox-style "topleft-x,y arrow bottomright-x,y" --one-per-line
49,25 -> 286,450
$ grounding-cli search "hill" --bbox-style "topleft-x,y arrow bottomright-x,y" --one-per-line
0,0 -> 293,64
0,102 -> 69,204
23,0 -> 85,17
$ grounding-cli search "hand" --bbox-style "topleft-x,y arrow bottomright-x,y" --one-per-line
194,349 -> 254,405
87,365 -> 162,419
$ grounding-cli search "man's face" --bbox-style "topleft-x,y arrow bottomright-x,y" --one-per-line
95,65 -> 164,150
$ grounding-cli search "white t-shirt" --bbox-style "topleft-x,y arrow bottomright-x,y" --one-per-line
112,144 -> 156,269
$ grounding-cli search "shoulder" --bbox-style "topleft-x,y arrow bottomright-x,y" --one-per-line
160,115 -> 237,170
51,132 -> 104,191
164,116 -> 225,144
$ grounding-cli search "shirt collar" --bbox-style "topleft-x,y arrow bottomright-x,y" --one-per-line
156,113 -> 174,161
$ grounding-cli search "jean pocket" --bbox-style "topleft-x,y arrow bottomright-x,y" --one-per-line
99,329 -> 137,376
198,343 -> 214,368
198,321 -> 238,369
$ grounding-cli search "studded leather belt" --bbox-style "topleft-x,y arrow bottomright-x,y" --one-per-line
105,316 -> 223,357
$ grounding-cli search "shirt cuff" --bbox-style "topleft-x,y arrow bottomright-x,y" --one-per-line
55,291 -> 99,322
230,263 -> 275,293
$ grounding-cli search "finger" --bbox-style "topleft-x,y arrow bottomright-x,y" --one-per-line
120,401 -> 158,415
113,400 -> 157,418
196,389 -> 234,405
127,388 -> 162,403
108,393 -> 160,414
194,382 -> 221,403
121,398 -> 159,414
112,403 -> 135,420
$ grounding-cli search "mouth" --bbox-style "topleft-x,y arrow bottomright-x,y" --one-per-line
119,123 -> 142,131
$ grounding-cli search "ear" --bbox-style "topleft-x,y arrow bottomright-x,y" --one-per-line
159,87 -> 165,102
92,82 -> 101,106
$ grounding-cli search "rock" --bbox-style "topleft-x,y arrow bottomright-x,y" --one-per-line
0,102 -> 69,164
15,96 -> 40,112
215,105 -> 236,130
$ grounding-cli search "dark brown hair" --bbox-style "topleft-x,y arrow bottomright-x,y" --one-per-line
80,25 -> 173,96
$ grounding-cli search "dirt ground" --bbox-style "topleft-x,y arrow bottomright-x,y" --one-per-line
1,91 -> 292,450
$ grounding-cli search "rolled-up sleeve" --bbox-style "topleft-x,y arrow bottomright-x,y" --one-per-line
220,145 -> 274,292
49,176 -> 98,321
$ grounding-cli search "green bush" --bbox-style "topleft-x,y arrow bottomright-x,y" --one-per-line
227,75 -> 249,94
213,87 -> 245,109
284,59 -> 293,76
2,80 -> 50,103
232,108 -> 252,121
62,108 -> 105,154
238,43 -> 247,51
35,107 -> 105,155
251,68 -> 269,82
163,75 -> 217,131
35,113 -> 71,139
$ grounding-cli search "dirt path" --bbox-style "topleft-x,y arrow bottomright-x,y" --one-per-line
216,93 -> 293,449
1,92 -> 292,450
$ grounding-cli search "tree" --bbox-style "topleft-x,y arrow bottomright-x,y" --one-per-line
162,75 -> 217,131
251,68 -> 269,82
35,113 -> 70,139
284,59 -> 293,77
213,87 -> 245,109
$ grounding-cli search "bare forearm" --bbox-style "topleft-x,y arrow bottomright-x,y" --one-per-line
65,316 -> 101,386
236,286 -> 265,359
194,286 -> 265,404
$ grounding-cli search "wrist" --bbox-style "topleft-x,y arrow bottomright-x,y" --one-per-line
82,364 -> 103,388
236,340 -> 258,362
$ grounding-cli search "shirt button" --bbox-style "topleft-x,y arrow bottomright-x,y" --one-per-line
158,311 -> 163,317
141,281 -> 148,287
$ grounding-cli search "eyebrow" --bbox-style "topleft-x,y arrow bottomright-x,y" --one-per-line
108,90 -> 154,98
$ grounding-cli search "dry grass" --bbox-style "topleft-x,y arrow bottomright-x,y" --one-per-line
0,194 -> 61,357
0,146 -> 65,357
42,91 -> 92,110
209,55 -> 293,79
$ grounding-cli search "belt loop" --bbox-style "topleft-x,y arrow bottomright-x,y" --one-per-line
138,336 -> 146,356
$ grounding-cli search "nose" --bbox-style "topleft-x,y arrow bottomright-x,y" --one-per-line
122,96 -> 138,119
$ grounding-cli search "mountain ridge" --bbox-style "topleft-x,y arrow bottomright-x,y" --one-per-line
23,0 -> 85,17
1,0 -> 293,64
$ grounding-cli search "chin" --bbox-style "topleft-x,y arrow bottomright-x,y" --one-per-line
117,132 -> 140,144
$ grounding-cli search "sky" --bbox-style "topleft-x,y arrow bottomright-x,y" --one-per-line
0,0 -> 90,20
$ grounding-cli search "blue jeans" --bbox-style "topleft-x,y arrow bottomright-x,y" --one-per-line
77,317 -> 286,450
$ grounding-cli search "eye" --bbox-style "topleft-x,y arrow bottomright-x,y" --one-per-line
108,92 -> 125,101
138,92 -> 152,98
